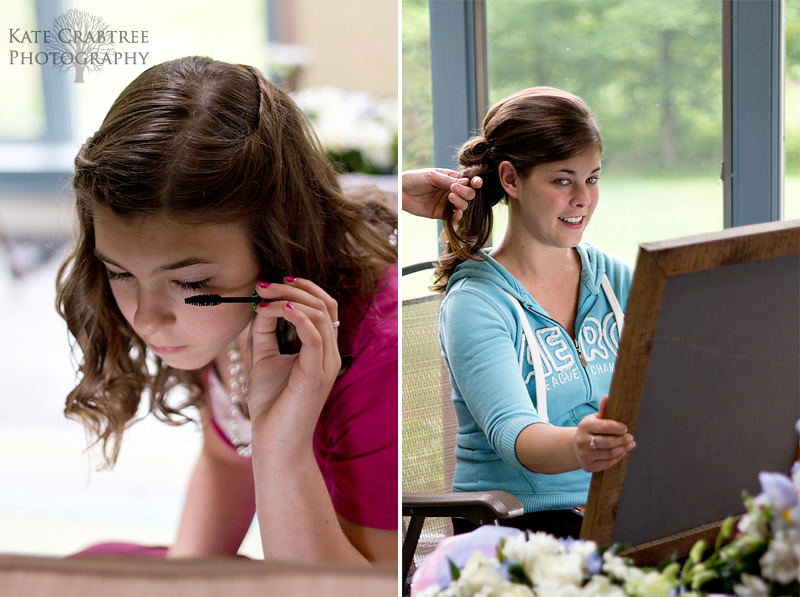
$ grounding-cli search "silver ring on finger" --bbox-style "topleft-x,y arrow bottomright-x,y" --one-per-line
332,320 -> 340,328
590,435 -> 597,450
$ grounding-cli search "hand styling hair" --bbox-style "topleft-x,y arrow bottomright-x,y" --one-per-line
432,87 -> 602,292
56,56 -> 397,467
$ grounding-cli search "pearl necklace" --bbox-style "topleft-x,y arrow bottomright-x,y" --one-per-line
226,342 -> 252,457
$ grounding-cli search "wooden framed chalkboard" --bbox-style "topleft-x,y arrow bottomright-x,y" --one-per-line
580,219 -> 800,565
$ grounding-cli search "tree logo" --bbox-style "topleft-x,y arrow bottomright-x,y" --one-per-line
42,10 -> 115,83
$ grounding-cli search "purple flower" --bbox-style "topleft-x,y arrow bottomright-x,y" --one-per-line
759,471 -> 798,511
585,552 -> 604,575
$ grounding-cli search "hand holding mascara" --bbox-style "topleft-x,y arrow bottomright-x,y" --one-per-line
186,290 -> 302,353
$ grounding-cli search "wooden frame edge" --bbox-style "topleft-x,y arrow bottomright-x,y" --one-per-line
645,219 -> 800,276
621,517 -> 740,567
580,246 -> 668,544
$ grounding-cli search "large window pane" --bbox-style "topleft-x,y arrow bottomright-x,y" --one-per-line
487,0 -> 723,266
402,0 -> 439,299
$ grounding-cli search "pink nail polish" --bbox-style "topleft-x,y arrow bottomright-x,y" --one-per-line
285,276 -> 296,283
258,302 -> 270,308
286,301 -> 294,310
258,281 -> 270,288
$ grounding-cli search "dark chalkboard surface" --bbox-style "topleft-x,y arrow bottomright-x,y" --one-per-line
581,220 -> 800,564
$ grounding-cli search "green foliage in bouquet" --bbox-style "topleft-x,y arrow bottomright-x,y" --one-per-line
677,470 -> 800,596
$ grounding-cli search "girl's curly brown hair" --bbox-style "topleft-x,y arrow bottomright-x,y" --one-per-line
57,56 -> 397,467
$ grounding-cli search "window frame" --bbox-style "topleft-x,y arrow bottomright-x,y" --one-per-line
723,0 -> 785,226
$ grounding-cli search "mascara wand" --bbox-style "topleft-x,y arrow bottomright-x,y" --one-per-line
185,291 -> 262,310
186,292 -> 300,354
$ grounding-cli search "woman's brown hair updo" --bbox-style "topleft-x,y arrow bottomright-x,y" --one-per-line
432,87 -> 602,292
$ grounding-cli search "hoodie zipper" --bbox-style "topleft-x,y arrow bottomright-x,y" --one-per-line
523,294 -> 597,366
568,293 -> 597,399
573,338 -> 588,368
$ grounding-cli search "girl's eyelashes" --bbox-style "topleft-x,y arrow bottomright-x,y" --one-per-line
103,268 -> 131,282
102,265 -> 210,292
174,279 -> 210,291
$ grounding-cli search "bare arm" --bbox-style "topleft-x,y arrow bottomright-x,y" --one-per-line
515,395 -> 635,474
168,407 -> 257,558
251,444 -> 392,564
248,277 -> 395,564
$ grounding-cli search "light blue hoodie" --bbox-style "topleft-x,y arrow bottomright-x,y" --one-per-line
439,244 -> 633,513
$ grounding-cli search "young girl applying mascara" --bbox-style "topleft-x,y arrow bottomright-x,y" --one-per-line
56,56 -> 398,563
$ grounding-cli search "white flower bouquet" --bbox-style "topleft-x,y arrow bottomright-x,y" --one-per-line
293,86 -> 397,175
412,526 -> 681,597
412,422 -> 800,597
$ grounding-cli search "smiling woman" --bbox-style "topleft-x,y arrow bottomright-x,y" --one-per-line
434,87 -> 634,539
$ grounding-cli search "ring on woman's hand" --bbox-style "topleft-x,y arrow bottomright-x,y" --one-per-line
332,321 -> 340,328
590,435 -> 597,450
